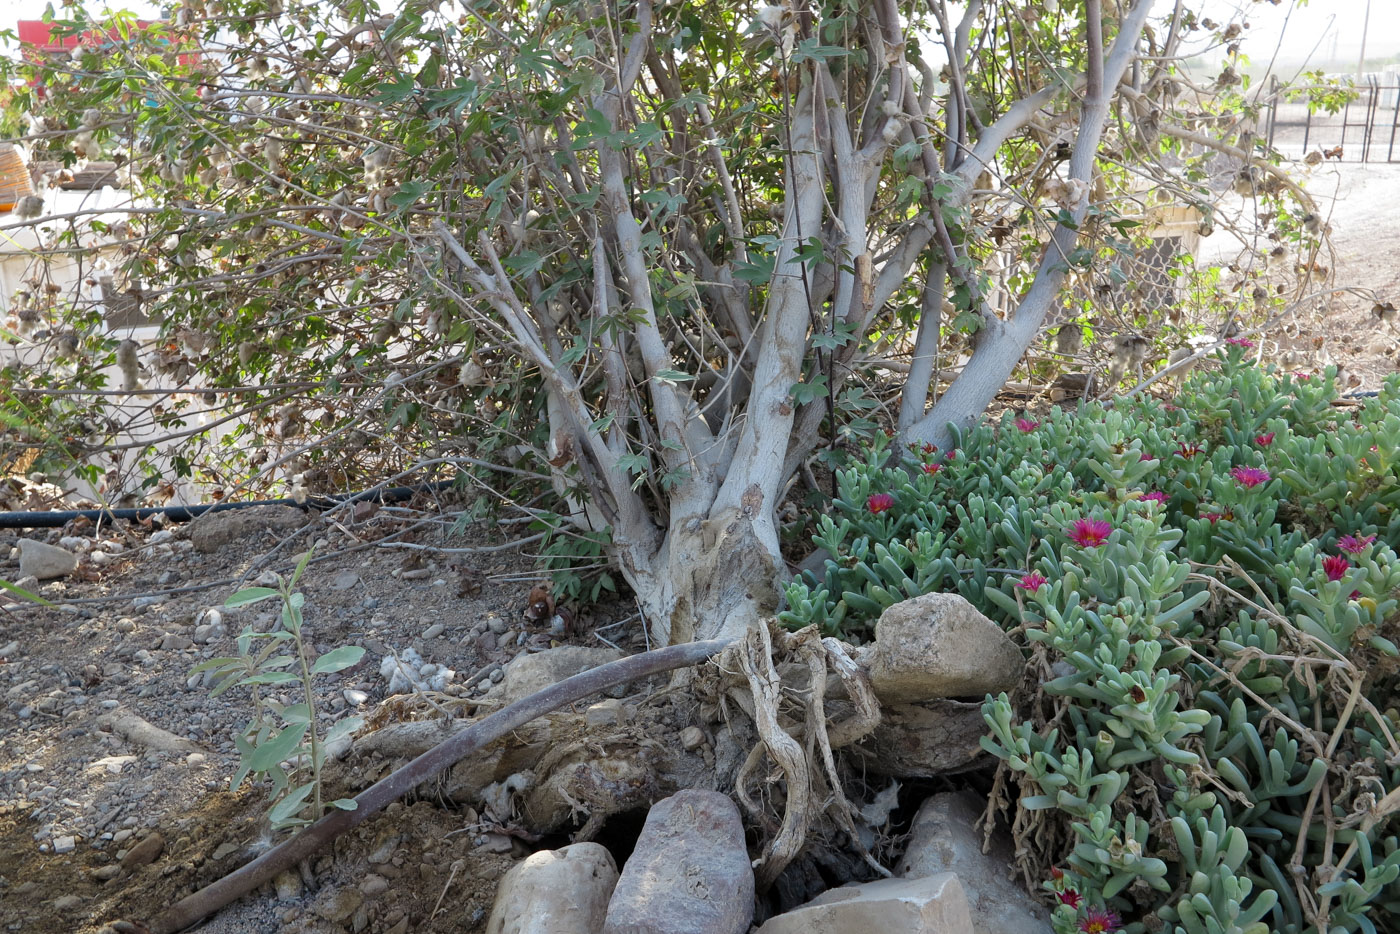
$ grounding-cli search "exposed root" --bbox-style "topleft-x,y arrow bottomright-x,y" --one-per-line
720,622 -> 885,890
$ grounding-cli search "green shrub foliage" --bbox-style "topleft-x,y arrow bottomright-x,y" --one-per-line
783,345 -> 1400,934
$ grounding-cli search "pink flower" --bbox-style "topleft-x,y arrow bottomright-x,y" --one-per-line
1226,337 -> 1255,349
867,493 -> 895,515
1255,432 -> 1275,446
1079,907 -> 1122,934
1231,466 -> 1271,489
1139,452 -> 1155,461
1294,371 -> 1312,381
1016,572 -> 1048,592
1140,491 -> 1169,506
1068,518 -> 1112,548
922,442 -> 937,455
1175,442 -> 1204,458
1015,417 -> 1040,432
921,463 -> 942,476
1058,889 -> 1082,909
1323,555 -> 1350,582
1351,589 -> 1362,600
1203,511 -> 1224,524
1338,534 -> 1377,554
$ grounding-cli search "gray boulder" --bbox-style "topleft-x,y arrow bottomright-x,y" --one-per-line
17,539 -> 77,580
754,873 -> 974,933
867,593 -> 1023,703
897,791 -> 1051,934
602,790 -> 754,934
487,842 -> 619,934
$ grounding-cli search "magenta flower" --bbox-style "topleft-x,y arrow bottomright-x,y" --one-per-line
1016,572 -> 1048,592
1231,466 -> 1271,489
921,463 -> 942,476
921,442 -> 937,455
1058,889 -> 1082,909
1078,906 -> 1122,934
1140,491 -> 1169,506
1139,452 -> 1155,462
1226,337 -> 1256,349
1255,432 -> 1275,446
1176,442 -> 1204,458
1203,511 -> 1224,524
867,493 -> 895,515
1015,417 -> 1040,432
1068,518 -> 1112,548
1338,533 -> 1377,554
1294,371 -> 1312,381
1323,555 -> 1350,581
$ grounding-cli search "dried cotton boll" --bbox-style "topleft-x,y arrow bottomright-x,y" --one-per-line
458,356 -> 486,388
263,137 -> 283,171
116,339 -> 141,391
14,196 -> 44,220
237,341 -> 257,368
199,165 -> 220,187
80,108 -> 102,129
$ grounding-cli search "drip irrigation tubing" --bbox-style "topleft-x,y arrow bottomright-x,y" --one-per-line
0,478 -> 459,530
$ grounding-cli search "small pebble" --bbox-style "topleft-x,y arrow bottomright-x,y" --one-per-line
401,568 -> 430,580
421,623 -> 444,640
343,689 -> 369,706
52,835 -> 76,854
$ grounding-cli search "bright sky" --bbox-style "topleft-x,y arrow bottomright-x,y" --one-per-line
8,0 -> 1400,69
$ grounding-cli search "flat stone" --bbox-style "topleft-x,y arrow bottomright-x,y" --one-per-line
190,505 -> 307,553
680,726 -> 706,750
852,699 -> 989,778
867,593 -> 1023,703
17,539 -> 77,581
332,571 -> 361,590
602,790 -> 753,934
754,873 -> 974,934
487,646 -> 624,706
120,832 -> 165,870
274,869 -> 302,899
52,835 -> 76,854
315,886 -> 364,923
487,842 -> 618,934
584,698 -> 628,727
896,792 -> 1051,934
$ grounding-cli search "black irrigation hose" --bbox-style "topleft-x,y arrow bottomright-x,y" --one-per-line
0,479 -> 460,530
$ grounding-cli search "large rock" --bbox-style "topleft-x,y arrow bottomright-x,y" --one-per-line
852,699 -> 989,777
867,593 -> 1022,703
487,646 -> 623,706
754,873 -> 974,933
602,790 -> 754,934
190,504 -> 308,553
17,539 -> 77,580
487,842 -> 619,934
896,791 -> 1051,934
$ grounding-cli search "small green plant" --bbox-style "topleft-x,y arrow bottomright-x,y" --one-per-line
190,550 -> 365,830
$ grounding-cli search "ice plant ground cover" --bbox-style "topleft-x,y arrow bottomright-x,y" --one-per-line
782,345 -> 1400,933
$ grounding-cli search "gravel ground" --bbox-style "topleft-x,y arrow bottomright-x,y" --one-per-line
0,499 -> 638,933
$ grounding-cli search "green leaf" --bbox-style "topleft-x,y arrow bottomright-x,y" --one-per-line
325,716 -> 364,744
0,578 -> 53,606
653,368 -> 695,384
790,375 -> 829,406
240,671 -> 301,685
268,780 -> 317,824
225,587 -> 280,607
330,798 -> 359,811
248,723 -> 310,772
311,646 -> 366,675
